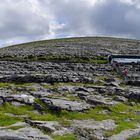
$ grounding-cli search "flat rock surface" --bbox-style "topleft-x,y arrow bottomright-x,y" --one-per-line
72,119 -> 116,140
41,97 -> 91,111
0,127 -> 52,140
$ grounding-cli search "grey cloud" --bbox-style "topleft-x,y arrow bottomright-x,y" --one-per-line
0,0 -> 140,47
92,0 -> 140,38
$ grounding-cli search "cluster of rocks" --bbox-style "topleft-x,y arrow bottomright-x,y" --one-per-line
0,37 -> 139,140
0,61 -> 112,83
0,37 -> 140,59
0,81 -> 139,112
0,123 -> 52,140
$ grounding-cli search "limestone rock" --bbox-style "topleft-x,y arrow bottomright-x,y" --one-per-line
0,127 -> 52,140
41,97 -> 91,111
72,119 -> 116,140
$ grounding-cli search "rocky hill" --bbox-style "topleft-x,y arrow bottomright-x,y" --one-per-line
0,37 -> 139,140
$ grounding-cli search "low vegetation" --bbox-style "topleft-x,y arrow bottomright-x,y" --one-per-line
52,134 -> 77,140
128,135 -> 140,140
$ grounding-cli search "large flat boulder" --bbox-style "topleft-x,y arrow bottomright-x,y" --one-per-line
72,119 -> 116,140
0,127 -> 52,140
41,97 -> 91,111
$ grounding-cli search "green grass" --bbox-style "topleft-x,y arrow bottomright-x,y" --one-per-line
0,82 -> 33,88
52,134 -> 77,140
4,36 -> 140,49
8,125 -> 24,130
0,103 -> 33,126
29,101 -> 140,121
105,121 -> 137,137
0,100 -> 139,138
0,103 -> 33,115
128,135 -> 140,140
0,112 -> 22,126
28,102 -> 140,133
104,103 -> 140,137
0,54 -> 108,63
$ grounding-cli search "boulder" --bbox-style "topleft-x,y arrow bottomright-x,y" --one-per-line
41,98 -> 91,111
81,95 -> 118,106
0,96 -> 5,105
0,127 -> 52,140
114,96 -> 128,102
6,94 -> 35,105
72,119 -> 116,140
25,119 -> 69,135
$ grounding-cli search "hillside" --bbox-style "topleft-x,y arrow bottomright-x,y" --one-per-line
0,37 -> 140,61
0,37 -> 139,140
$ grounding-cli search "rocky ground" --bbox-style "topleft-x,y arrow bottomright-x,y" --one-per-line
0,37 -> 139,140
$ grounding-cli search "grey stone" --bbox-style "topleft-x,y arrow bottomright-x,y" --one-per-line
6,94 -> 35,105
84,95 -> 118,106
72,119 -> 116,140
0,127 -> 52,140
41,97 -> 91,111
25,120 -> 69,134
114,96 -> 128,102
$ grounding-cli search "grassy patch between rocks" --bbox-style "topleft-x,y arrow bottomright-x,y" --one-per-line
0,103 -> 33,126
127,135 -> 140,140
0,100 -> 139,137
0,82 -> 33,88
0,103 -> 33,115
0,112 -> 22,126
0,54 -> 107,63
52,134 -> 77,140
8,125 -> 24,130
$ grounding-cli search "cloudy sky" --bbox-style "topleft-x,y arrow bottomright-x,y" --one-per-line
0,0 -> 140,47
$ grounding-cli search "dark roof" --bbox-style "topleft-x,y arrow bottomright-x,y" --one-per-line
108,55 -> 140,63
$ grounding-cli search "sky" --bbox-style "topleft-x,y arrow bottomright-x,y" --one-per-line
0,0 -> 140,47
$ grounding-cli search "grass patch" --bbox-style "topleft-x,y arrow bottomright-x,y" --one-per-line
8,125 -> 24,130
105,103 -> 140,137
0,103 -> 33,126
0,100 -> 139,137
0,112 -> 22,126
0,52 -> 107,63
52,134 -> 77,140
0,82 -> 33,88
105,121 -> 137,137
29,102 -> 140,137
0,103 -> 34,115
128,135 -> 140,140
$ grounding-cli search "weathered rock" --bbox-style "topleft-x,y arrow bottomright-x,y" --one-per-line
25,119 -> 69,135
81,94 -> 118,106
0,96 -> 5,105
0,127 -> 52,140
41,97 -> 91,111
77,91 -> 90,100
84,85 -> 107,94
6,94 -> 35,105
127,88 -> 140,101
72,119 -> 116,140
114,96 -> 128,102
0,61 -> 112,83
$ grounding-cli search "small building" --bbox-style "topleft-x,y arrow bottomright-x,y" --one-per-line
108,55 -> 140,86
108,55 -> 140,64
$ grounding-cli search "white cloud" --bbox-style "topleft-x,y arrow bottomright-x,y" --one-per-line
0,0 -> 140,47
